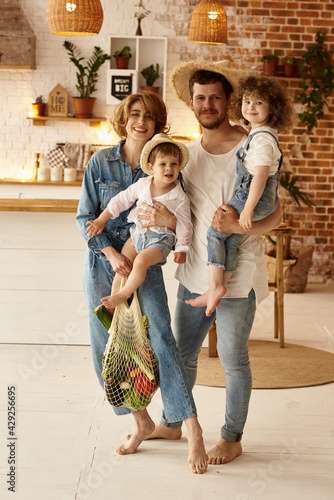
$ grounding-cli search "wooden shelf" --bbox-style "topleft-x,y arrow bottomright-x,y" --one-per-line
0,65 -> 35,70
0,198 -> 79,213
27,116 -> 106,127
0,178 -> 82,187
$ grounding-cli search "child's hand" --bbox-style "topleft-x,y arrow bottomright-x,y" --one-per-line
239,208 -> 254,231
85,219 -> 105,237
174,252 -> 186,264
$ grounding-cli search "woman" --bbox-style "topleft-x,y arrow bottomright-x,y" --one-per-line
76,91 -> 207,474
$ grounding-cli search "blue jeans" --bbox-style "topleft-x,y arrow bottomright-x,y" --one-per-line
160,283 -> 256,441
83,249 -> 197,422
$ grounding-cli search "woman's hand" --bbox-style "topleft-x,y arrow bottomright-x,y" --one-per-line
137,201 -> 177,232
212,204 -> 242,234
101,246 -> 133,277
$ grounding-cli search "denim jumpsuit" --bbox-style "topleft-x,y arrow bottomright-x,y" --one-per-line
207,130 -> 283,273
76,142 -> 197,422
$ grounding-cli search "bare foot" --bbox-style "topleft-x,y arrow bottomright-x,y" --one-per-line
185,417 -> 208,474
207,438 -> 242,465
205,284 -> 226,316
116,410 -> 155,455
127,422 -> 182,441
186,291 -> 209,308
101,292 -> 127,309
185,285 -> 226,317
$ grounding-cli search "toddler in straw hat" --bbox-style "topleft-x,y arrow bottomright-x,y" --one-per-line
86,133 -> 192,311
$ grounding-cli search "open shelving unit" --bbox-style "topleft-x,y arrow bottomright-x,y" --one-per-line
107,35 -> 167,104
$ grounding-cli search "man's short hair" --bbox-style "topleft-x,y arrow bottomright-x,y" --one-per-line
189,70 -> 233,102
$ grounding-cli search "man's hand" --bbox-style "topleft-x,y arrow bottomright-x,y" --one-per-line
86,218 -> 105,237
239,207 -> 254,232
137,201 -> 177,232
174,252 -> 186,264
212,204 -> 243,234
212,202 -> 282,236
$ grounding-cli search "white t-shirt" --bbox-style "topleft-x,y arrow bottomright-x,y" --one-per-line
175,136 -> 269,303
243,126 -> 281,176
107,176 -> 192,254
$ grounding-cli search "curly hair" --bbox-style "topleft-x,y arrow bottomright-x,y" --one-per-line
228,75 -> 296,133
112,90 -> 170,139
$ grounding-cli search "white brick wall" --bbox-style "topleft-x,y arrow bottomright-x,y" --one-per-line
0,0 -> 227,179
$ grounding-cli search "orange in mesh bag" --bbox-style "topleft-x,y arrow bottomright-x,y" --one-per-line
94,281 -> 159,411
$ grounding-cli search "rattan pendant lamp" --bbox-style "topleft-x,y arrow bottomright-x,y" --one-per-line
188,0 -> 227,44
47,0 -> 104,36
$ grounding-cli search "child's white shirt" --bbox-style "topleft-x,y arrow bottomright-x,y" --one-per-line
107,176 -> 192,253
243,126 -> 281,176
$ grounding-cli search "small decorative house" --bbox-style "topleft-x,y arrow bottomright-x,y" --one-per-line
48,83 -> 68,117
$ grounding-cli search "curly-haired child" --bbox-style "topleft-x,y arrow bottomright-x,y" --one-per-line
186,75 -> 296,316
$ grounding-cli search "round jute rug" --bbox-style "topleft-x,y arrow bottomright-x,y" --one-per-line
196,341 -> 334,389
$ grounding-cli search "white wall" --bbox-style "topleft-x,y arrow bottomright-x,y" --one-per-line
0,0 -> 229,179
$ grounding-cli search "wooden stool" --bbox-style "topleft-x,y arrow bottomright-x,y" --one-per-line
208,224 -> 293,355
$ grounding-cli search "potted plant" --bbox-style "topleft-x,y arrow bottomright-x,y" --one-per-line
63,41 -> 111,118
32,96 -> 46,117
284,56 -> 298,78
113,46 -> 132,69
265,172 -> 315,292
262,54 -> 279,76
140,64 -> 160,94
295,30 -> 334,131
134,1 -> 150,36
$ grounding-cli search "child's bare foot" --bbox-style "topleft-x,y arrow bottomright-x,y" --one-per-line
205,284 -> 226,316
185,285 -> 226,316
101,292 -> 127,309
127,422 -> 182,441
94,302 -> 115,316
185,291 -> 209,308
207,438 -> 242,464
116,410 -> 155,455
185,418 -> 208,474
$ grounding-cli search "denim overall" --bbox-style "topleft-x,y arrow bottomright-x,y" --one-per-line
207,130 -> 283,273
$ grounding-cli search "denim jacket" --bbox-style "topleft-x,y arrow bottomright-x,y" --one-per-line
76,141 -> 146,260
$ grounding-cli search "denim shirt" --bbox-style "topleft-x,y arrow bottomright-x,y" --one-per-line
76,141 -> 146,259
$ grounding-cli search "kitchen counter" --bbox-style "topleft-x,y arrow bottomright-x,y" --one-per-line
0,178 -> 81,212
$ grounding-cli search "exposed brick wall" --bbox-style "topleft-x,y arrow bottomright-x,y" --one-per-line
0,0 -> 332,282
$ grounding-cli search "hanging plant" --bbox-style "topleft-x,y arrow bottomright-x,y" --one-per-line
295,31 -> 334,131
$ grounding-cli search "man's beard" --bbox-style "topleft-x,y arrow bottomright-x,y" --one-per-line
195,109 -> 227,130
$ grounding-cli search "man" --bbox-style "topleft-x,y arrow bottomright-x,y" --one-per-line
139,60 -> 281,464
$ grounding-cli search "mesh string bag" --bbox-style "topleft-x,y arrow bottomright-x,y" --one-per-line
95,280 -> 159,411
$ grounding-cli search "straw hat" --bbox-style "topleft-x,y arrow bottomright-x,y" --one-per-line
170,60 -> 241,107
140,133 -> 189,175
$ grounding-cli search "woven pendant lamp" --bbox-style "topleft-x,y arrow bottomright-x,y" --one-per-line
188,0 -> 227,44
47,0 -> 104,36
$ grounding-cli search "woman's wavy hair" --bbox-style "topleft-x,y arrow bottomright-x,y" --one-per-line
112,90 -> 170,139
228,75 -> 296,133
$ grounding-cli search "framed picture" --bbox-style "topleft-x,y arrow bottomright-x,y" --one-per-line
106,69 -> 138,104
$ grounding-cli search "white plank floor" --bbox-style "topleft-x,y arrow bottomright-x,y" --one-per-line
1,212 -> 334,500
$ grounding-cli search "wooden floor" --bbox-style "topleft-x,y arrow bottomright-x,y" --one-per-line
1,212 -> 334,500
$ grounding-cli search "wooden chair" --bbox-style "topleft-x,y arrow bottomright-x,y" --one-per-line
208,224 -> 293,356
